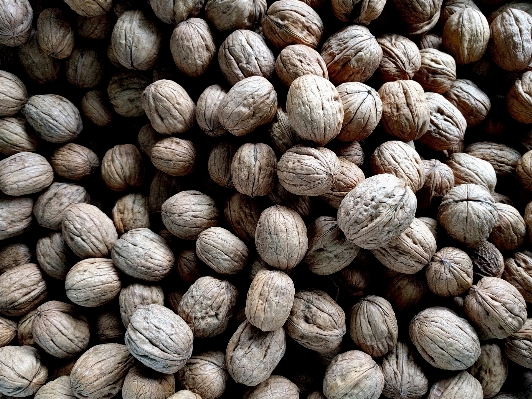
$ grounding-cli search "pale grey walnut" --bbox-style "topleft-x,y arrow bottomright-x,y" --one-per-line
504,318 -> 532,369
0,242 -> 31,273
409,307 -> 481,370
377,34 -> 421,82
0,0 -> 33,47
170,391 -> 202,399
0,117 -> 39,156
119,283 -> 165,328
176,351 -> 229,399
0,151 -> 53,196
149,0 -> 204,25
34,375 -> 75,399
0,70 -> 27,117
18,33 -> 61,85
417,159 -> 455,209
465,142 -> 521,179
107,70 -> 150,118
427,372 -> 483,399
196,227 -> 248,275
275,44 -> 327,87
37,8 -> 75,59
392,0 -> 443,35
470,343 -> 508,398
426,247 -> 473,297
36,231 -> 77,280
226,320 -> 286,386
268,107 -> 301,155
112,193 -> 150,235
444,79 -> 490,127
414,49 -> 457,94
0,196 -> 33,240
504,252 -> 532,302
0,316 -> 15,348
149,171 -> 182,214
320,157 -> 365,209
331,0 -> 386,24
447,153 -> 497,192
196,85 -> 227,137
205,0 -> 266,32
81,90 -> 113,127
245,375 -> 299,399
225,191 -> 262,243
122,364 -> 175,399
231,143 -> 277,197
151,137 -> 196,177
209,140 -> 236,188
66,47 -> 106,89
77,14 -> 113,39
489,203 -> 526,252
0,263 -> 46,317
0,346 -> 47,397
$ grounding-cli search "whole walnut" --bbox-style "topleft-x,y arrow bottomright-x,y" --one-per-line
507,71 -> 532,124
268,108 -> 302,155
321,25 -> 382,85
470,343 -> 508,398
81,90 -> 114,127
148,171 -> 182,214
469,241 -> 505,279
226,320 -> 286,386
209,140 -> 235,188
178,276 -> 238,338
381,342 -> 429,399
277,146 -> 339,196
425,247 -> 473,297
65,47 -> 105,89
36,8 -> 75,59
205,0 -> 266,32
231,143 -> 277,197
196,227 -> 248,275
170,391 -> 202,399
225,192 -> 262,243
32,300 -> 90,358
95,311 -> 125,344
385,273 -> 427,313
34,375 -> 75,399
332,141 -> 365,166
62,203 -> 118,259
107,70 -> 150,118
419,33 -> 442,50
262,0 -> 323,49
320,157 -> 365,209
171,18 -> 215,78
489,203 -> 526,251
218,76 -> 277,137
377,34 -> 421,82
101,144 -> 145,191
0,71 -> 27,117
0,346 -> 47,397
334,257 -> 372,297
65,258 -> 121,307
119,283 -> 165,327
138,124 -> 162,156
465,142 -> 521,179
440,0 -> 480,27
338,174 -> 417,250
286,75 -> 343,145
427,371 -> 483,399
331,0 -> 386,24
488,2 -> 532,24
122,364 -> 175,399
149,0 -> 204,25
286,290 -> 346,353
417,159 -> 454,209
444,79 -> 490,127
0,263 -> 46,317
0,117 -> 39,156
0,0 -> 32,47
196,85 -> 227,137
70,343 -> 135,399
489,9 -> 532,72
0,242 -> 31,273
379,80 -> 430,141
437,184 -> 498,248
18,32 -> 61,84
323,350 -> 384,399
504,318 -> 532,369
275,44 -> 327,87
0,152 -> 53,196
517,150 -> 532,190
50,143 -> 99,181
126,304 -> 193,374
409,307 -> 481,370
176,249 -> 209,284
465,277 -> 527,339
77,14 -> 113,39
112,193 -> 150,235
111,10 -> 161,70
270,182 -> 312,216
255,205 -> 308,272
33,182 -> 90,230
0,316 -> 15,347
414,49 -> 457,93
177,351 -> 229,399
151,137 -> 196,177
504,252 -> 532,302
219,29 -> 275,86
447,152 -> 497,192
392,0 -> 443,35
0,196 -> 33,240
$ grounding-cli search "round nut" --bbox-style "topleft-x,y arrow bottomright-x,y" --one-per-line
149,0 -> 203,25
101,144 -> 145,192
209,140 -> 236,188
377,34 -> 421,82
77,14 -> 113,39
503,252 -> 532,302
425,247 -> 473,297
151,137 -> 196,177
0,196 -> 33,240
504,318 -> 532,369
447,152 -> 497,192
268,107 -> 302,155
65,47 -> 106,89
112,193 -> 150,235
34,375 -> 74,399
275,44 -> 327,87
469,241 -> 505,279
465,141 -> 521,179
122,365 -> 175,399
205,0 -> 266,32
176,351 -> 229,399
36,231 -> 77,281
320,157 -> 365,209
0,117 -> 39,156
18,33 -> 61,84
470,343 -> 508,398
331,0 -> 386,24
231,143 -> 277,197
427,371 -> 483,399
489,203 -> 526,252
0,151 -> 53,196
196,85 -> 227,137
0,0 -> 33,47
50,143 -> 99,181
119,283 -> 165,328
196,227 -> 249,275
224,191 -> 262,243
414,48 -> 457,93
508,70 -> 532,124
0,346 -> 47,397
0,242 -> 32,273
444,79 -> 491,127
393,0 -> 443,35
0,71 -> 27,116
417,159 -> 455,209
0,263 -> 47,317
81,90 -> 114,127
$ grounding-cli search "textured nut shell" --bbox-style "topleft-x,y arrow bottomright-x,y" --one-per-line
331,0 -> 386,24
65,258 -> 121,307
414,49 -> 456,93
176,351 -> 228,399
504,252 -> 532,302
122,364 -> 175,399
218,76 -> 277,137
0,196 -> 33,240
379,80 -> 430,141
465,142 -> 521,179
178,276 -> 238,338
504,318 -> 532,369
151,137 -> 196,177
70,343 -> 135,399
170,391 -> 202,399
196,227 -> 248,275
225,192 -> 262,243
0,0 -> 32,46
332,141 -> 364,166
95,311 -> 125,344
275,44 -> 327,87
18,33 -> 61,84
320,157 -> 365,209
0,263 -> 46,317
225,320 -> 286,386
245,375 -> 299,399
101,144 -> 145,191
427,371 -> 483,399
419,33 -> 442,50
36,231 -> 76,280
0,117 -> 39,156
119,283 -> 165,328
286,290 -> 345,353
62,203 -> 118,259
377,34 -> 421,82
470,343 -> 508,398
32,300 -> 90,358
0,71 -> 27,116
385,273 -> 427,312
323,350 -> 384,399
0,242 -> 31,273
196,85 -> 227,137
64,0 -> 112,16
209,140 -> 236,188
447,153 -> 497,192
77,14 -> 113,39
268,107 -> 301,155
255,205 -> 308,272
34,375 -> 75,399
517,151 -> 532,191
81,90 -> 113,127
425,247 -> 473,297
409,307 -> 481,370
149,171 -> 182,214
205,0 -> 266,32
489,203 -> 526,251
112,193 -> 150,235
162,190 -> 218,240
138,124 -> 162,156
0,316 -> 15,347
417,159 -> 454,209
51,143 -> 99,181
107,71 -> 150,118
126,304 -> 193,374
65,47 -> 106,89
508,71 -> 532,124
338,174 -> 417,250
469,241 -> 505,279
0,346 -> 47,397
320,25 -> 382,85
231,143 -> 276,197
149,0 -> 204,25
444,79 -> 490,127
176,249 -> 207,285
464,277 -> 527,340
0,152 -> 53,196
392,0 -> 443,35
270,182 -> 312,217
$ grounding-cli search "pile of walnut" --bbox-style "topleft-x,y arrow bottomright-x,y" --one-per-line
1,0 -> 532,397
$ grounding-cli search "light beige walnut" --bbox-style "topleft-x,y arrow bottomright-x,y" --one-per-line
112,193 -> 150,235
0,196 -> 33,240
0,117 -> 39,156
0,0 -> 33,47
122,365 -> 175,399
246,375 -> 299,399
0,346 -> 47,397
489,203 -> 526,252
465,142 -> 521,179
63,0 -> 112,16
177,351 -> 228,399
332,141 -> 364,166
0,316 -> 15,348
196,85 -> 227,137
504,252 -> 532,302
101,144 -> 145,192
504,318 -> 532,369
377,34 -> 421,82
196,227 -> 249,275
0,70 -> 27,116
275,44 -> 327,87
444,79 -> 491,127
0,263 -> 47,317
231,143 -> 277,197
0,152 -> 53,196
470,343 -> 508,398
151,137 -> 196,177
320,158 -> 365,209
119,283 -> 165,328
34,375 -> 75,399
427,372 -> 483,399
447,152 -> 497,192
425,247 -> 473,297
414,49 -> 456,93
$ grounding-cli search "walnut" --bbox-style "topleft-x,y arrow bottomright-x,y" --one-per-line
440,0 -> 480,28
392,0 -> 443,35
417,159 -> 454,209
488,2 -> 532,24
268,107 -> 302,156
225,192 -> 262,243
489,9 -> 532,72
275,44 -> 327,87
338,174 -> 417,250
507,71 -> 532,124
334,256 -> 372,297
489,203 -> 526,251
320,25 -> 382,84
255,205 -> 308,272
170,18 -> 215,78
226,320 -> 286,386
0,196 -> 33,240
81,90 -> 114,127
0,263 -> 46,317
151,138 -> 196,177
331,141 -> 364,166
208,140 -> 235,188
178,276 -> 238,338
246,375 -> 299,399
148,171 -> 182,214
138,124 -> 161,156
465,142 -> 521,179
177,351 -> 229,399
447,153 -> 497,192
504,252 -> 532,302
427,371 -> 483,399
65,47 -> 105,89
469,241 -> 504,279
219,29 -> 275,86
286,290 -> 345,353
320,158 -> 365,209
0,316 -> 15,347
107,70 -> 150,118
425,247 -> 473,297
112,193 -> 150,235
111,10 -> 161,70
465,277 -> 527,339
0,152 -> 53,196
0,71 -> 27,117
0,117 -> 39,156
0,242 -> 31,273
122,365 -> 175,399
409,307 -> 480,370
270,182 -> 312,216
70,343 -> 135,399
196,227 -> 248,274
95,311 -> 125,344
231,143 -> 277,197
0,346 -> 47,397
101,144 -> 145,191
419,33 -> 442,50
62,203 -> 118,259
196,85 -> 227,137
50,143 -> 99,181
32,300 -> 90,358
18,32 -> 61,84
331,0 -> 385,24
170,391 -> 202,399
218,76 -> 277,137
0,0 -> 32,47
517,150 -> 532,190
504,318 -> 532,369
205,0 -> 266,32
77,14 -> 113,39
149,0 -> 204,25
119,283 -> 164,327
34,375 -> 75,399
385,272 -> 427,313
470,343 -> 508,398
176,249 -> 208,284
36,8 -> 74,59
377,34 -> 421,82
323,350 -> 384,399
64,0 -> 112,16
34,182 -> 90,230
414,49 -> 456,93
381,342 -> 429,399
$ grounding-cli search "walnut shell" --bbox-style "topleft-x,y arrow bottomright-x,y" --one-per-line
0,263 -> 46,317
447,152 -> 497,192
464,277 -> 527,339
0,316 -> 15,347
224,191 -> 261,243
178,276 -> 238,338
62,203 -> 118,259
32,300 -> 90,358
409,307 -> 481,370
0,242 -> 31,273
0,0 -> 32,47
119,283 -> 165,328
77,14 -> 113,39
469,241 -> 505,279
65,47 -> 105,89
107,70 -> 150,118
338,173 -> 417,250
70,343 -> 135,399
121,365 -> 175,399
320,25 -> 382,85
170,391 -> 202,399
0,71 -> 27,117
231,143 -> 276,197
34,375 -> 75,399
149,171 -> 182,214
196,85 -> 227,137
0,196 -> 33,240
320,158 -> 365,209
177,351 -> 228,399
245,375 -> 299,399
270,182 -> 312,217
196,226 -> 248,274
440,0 -> 480,28
275,44 -> 327,87
208,140 -> 235,188
444,79 -> 490,127
219,29 -> 275,86
378,34 -> 421,82
50,143 -> 99,181
205,0 -> 266,32
176,249 -> 208,285
381,342 -> 429,399
504,318 -> 532,369
323,350 -> 384,399
149,0 -> 204,25
36,231 -> 77,280
331,0 -> 385,24
18,32 -> 61,84
489,203 -> 526,252
419,33 -> 442,50
95,311 -> 125,344
151,137 -> 196,177
36,8 -> 74,59
112,193 -> 150,235
81,90 -> 113,127
465,142 -> 521,180
414,49 -> 457,93
286,290 -> 345,353
417,159 -> 455,209
0,151 -> 53,196
504,252 -> 532,302
138,124 -> 162,156
427,371 -> 483,399
0,117 -> 39,156
262,0 -> 323,49
517,150 -> 532,191
101,144 -> 145,191
268,107 -> 302,156
218,76 -> 277,137
508,70 -> 532,124
392,0 -> 443,35
0,346 -> 47,397
385,272 -> 427,313
470,343 -> 508,398
425,247 -> 473,297
255,205 -> 308,272
226,320 -> 286,386
331,141 -> 364,166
